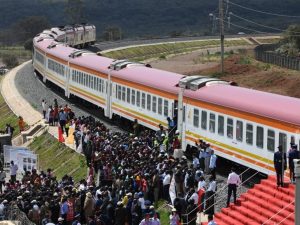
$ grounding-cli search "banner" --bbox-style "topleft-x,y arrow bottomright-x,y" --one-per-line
3,145 -> 38,172
169,175 -> 176,205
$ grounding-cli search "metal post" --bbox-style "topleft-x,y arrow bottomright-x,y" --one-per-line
219,0 -> 225,74
294,159 -> 300,225
177,87 -> 185,150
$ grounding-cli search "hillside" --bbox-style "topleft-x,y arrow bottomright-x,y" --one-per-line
0,0 -> 299,39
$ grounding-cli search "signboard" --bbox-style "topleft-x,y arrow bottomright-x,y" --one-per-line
3,145 -> 38,172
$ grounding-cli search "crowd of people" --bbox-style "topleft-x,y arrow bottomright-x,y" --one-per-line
0,98 -> 222,225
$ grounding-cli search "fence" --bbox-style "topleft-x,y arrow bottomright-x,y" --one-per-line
254,44 -> 300,71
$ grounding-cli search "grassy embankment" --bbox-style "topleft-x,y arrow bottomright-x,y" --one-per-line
0,77 -> 21,136
0,76 -> 87,183
28,132 -> 87,182
0,46 -> 31,65
103,39 -> 248,61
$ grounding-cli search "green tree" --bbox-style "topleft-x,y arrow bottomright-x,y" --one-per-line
24,39 -> 33,51
284,24 -> 300,50
65,0 -> 85,24
12,16 -> 50,43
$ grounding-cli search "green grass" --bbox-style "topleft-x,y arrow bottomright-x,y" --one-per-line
103,39 -> 248,61
0,46 -> 32,63
157,200 -> 171,225
0,77 -> 22,136
29,132 -> 87,183
255,37 -> 282,44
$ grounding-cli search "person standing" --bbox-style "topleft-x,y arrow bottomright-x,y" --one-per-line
274,145 -> 287,187
10,161 -> 18,183
226,167 -> 241,207
59,109 -> 67,135
209,150 -> 217,180
18,116 -> 25,133
42,99 -> 47,119
207,214 -> 217,225
162,170 -> 171,202
205,176 -> 216,215
5,124 -> 14,137
288,144 -> 299,183
0,169 -> 5,194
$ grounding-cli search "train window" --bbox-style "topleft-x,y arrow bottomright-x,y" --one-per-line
90,76 -> 94,89
117,85 -> 121,100
267,129 -> 275,152
131,90 -> 136,105
94,77 -> 97,90
291,136 -> 295,145
137,91 -> 141,107
201,111 -> 207,130
236,120 -> 243,142
193,109 -> 199,127
147,94 -> 151,111
142,93 -> 146,109
279,133 -> 287,152
246,124 -> 253,145
127,88 -> 130,103
227,118 -> 233,139
158,98 -> 162,115
209,113 -> 216,133
256,126 -> 264,148
122,86 -> 126,101
218,116 -> 224,135
164,100 -> 168,117
98,78 -> 103,92
152,96 -> 157,113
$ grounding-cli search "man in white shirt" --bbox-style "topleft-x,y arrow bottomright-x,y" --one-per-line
162,171 -> 171,202
10,161 -> 18,183
226,167 -> 241,207
192,155 -> 200,169
209,150 -> 217,180
205,176 -> 216,215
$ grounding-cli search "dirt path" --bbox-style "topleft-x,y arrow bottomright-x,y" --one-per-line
150,45 -> 254,74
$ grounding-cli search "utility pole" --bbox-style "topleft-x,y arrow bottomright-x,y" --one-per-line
219,0 -> 225,74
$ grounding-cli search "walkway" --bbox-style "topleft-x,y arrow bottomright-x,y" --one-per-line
1,61 -> 75,150
1,61 -> 42,126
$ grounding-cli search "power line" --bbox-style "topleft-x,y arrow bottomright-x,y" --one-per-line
219,18 -> 269,34
228,1 -> 300,18
229,13 -> 300,34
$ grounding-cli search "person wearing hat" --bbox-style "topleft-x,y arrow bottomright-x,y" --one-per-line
115,201 -> 128,225
84,192 -> 95,223
169,208 -> 180,225
139,213 -> 152,225
274,145 -> 287,187
57,217 -> 64,225
288,144 -> 299,183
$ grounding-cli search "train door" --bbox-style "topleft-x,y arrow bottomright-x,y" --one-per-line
105,73 -> 113,119
65,64 -> 70,98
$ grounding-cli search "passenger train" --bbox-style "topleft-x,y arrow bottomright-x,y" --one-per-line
32,26 -> 300,176
35,24 -> 96,48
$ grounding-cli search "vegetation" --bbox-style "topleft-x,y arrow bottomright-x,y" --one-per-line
103,39 -> 248,61
0,0 -> 299,41
276,24 -> 300,56
0,46 -> 31,66
28,132 -> 87,183
0,78 -> 21,136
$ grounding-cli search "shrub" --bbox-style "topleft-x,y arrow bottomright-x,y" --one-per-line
2,54 -> 19,68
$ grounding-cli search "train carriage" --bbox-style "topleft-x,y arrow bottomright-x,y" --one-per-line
32,25 -> 300,175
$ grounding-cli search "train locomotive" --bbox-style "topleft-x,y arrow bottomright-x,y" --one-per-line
32,25 -> 300,176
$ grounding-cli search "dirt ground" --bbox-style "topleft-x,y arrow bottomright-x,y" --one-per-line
150,48 -> 300,98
